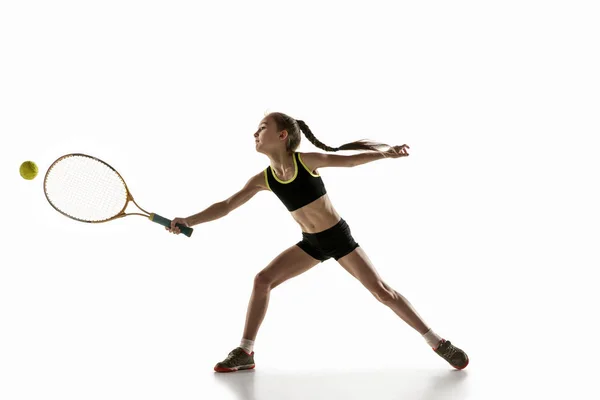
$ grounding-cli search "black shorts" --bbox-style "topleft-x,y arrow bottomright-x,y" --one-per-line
296,218 -> 360,262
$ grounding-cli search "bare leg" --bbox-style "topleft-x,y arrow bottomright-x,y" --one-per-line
338,247 -> 470,370
337,247 -> 430,335
242,244 -> 320,340
242,285 -> 270,341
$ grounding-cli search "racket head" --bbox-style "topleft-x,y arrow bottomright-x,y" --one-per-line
44,153 -> 132,223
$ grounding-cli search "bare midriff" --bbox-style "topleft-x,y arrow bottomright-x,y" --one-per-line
290,194 -> 341,233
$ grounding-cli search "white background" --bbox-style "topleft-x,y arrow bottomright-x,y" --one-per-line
1,1 -> 599,399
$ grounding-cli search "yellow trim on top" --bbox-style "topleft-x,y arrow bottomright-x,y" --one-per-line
270,153 -> 298,184
264,168 -> 271,191
297,153 -> 320,177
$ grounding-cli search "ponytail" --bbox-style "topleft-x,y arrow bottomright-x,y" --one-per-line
296,119 -> 392,153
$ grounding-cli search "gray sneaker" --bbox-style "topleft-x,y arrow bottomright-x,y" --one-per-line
214,347 -> 255,373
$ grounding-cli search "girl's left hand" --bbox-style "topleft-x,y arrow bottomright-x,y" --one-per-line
388,144 -> 410,158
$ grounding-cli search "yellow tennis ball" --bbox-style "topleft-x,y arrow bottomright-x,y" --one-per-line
20,161 -> 39,180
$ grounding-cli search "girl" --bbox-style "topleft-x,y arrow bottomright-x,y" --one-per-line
167,112 -> 469,372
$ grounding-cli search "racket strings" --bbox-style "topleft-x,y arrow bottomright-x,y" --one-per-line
45,155 -> 129,222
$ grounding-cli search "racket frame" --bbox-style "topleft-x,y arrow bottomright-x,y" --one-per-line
43,153 -> 193,237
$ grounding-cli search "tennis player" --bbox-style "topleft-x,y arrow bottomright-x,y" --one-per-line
168,112 -> 469,372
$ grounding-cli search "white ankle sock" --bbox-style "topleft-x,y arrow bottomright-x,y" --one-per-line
423,329 -> 443,349
240,338 -> 254,354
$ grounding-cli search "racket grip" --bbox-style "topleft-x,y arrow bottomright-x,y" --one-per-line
149,213 -> 194,237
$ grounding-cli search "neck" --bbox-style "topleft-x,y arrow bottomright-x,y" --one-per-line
268,149 -> 294,172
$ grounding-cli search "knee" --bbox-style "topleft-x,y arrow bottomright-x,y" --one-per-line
254,271 -> 274,291
372,281 -> 397,304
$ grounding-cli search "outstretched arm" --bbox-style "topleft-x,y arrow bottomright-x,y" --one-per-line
168,171 -> 267,233
301,145 -> 409,169
188,171 -> 267,226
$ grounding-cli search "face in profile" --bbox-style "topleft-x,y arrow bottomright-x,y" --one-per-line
254,116 -> 287,154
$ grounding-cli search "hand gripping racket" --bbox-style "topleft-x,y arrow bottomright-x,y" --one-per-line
43,153 -> 193,237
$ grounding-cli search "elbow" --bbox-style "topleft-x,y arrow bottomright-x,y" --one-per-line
217,201 -> 231,216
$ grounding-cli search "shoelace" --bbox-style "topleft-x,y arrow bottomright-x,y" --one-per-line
225,349 -> 246,363
439,341 -> 458,360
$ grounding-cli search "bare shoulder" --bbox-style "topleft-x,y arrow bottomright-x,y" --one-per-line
246,169 -> 269,191
297,152 -> 321,174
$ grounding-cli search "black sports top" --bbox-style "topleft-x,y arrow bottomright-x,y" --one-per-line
264,152 -> 327,211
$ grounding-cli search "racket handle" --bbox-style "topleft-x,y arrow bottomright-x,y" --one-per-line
149,213 -> 194,237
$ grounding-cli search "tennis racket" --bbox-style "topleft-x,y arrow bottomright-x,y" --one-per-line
43,153 -> 193,237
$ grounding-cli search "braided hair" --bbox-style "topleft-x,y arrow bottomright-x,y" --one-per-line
267,112 -> 391,154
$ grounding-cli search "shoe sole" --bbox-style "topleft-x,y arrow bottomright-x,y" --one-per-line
214,364 -> 256,373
